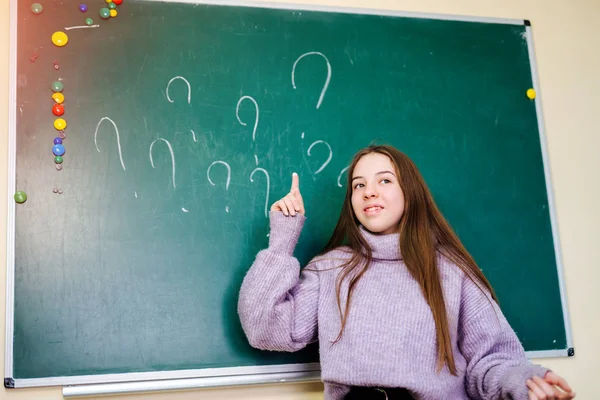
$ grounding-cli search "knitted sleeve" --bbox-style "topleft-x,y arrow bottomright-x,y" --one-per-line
458,275 -> 549,400
237,211 -> 319,352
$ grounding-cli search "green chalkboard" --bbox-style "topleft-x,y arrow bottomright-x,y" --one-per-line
7,0 -> 571,386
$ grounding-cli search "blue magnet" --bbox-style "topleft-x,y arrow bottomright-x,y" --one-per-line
52,144 -> 65,156
54,137 -> 63,145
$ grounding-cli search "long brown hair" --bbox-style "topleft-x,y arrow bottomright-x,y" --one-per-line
320,145 -> 498,375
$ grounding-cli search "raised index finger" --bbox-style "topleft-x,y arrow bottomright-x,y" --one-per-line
291,172 -> 300,192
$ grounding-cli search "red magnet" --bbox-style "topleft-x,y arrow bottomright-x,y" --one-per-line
52,104 -> 65,116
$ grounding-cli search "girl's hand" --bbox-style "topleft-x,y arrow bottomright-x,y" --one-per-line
527,371 -> 575,399
270,172 -> 305,216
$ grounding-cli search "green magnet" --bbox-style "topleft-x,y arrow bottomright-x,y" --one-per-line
14,191 -> 27,203
99,8 -> 110,19
52,81 -> 64,93
54,156 -> 63,164
85,17 -> 94,26
31,3 -> 43,15
108,2 -> 117,9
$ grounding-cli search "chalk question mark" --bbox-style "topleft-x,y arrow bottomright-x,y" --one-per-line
337,166 -> 349,187
307,140 -> 333,175
249,167 -> 270,218
236,95 -> 259,142
149,138 -> 177,189
207,161 -> 231,213
166,76 -> 191,104
292,52 -> 331,109
94,117 -> 126,171
236,95 -> 261,164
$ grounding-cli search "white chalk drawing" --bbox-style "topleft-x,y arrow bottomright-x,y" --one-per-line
94,117 -> 126,171
307,140 -> 332,175
250,167 -> 270,218
149,138 -> 177,189
207,161 -> 232,212
337,166 -> 350,187
64,25 -> 100,30
292,52 -> 331,109
236,95 -> 259,141
166,76 -> 191,104
207,161 -> 231,191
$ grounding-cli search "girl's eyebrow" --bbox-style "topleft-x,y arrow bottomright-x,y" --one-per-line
351,170 -> 396,181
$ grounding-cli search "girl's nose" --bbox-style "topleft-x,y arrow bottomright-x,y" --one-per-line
363,185 -> 378,200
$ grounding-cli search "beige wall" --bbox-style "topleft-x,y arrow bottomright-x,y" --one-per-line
1,0 -> 598,398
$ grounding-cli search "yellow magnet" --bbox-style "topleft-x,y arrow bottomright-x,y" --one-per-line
526,88 -> 536,100
52,31 -> 68,47
54,118 -> 67,130
52,92 -> 65,104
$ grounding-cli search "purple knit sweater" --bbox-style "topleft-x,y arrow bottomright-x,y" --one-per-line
238,212 -> 548,399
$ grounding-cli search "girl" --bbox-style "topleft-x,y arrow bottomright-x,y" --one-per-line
238,145 -> 574,400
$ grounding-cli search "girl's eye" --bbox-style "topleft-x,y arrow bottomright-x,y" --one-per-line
353,183 -> 364,190
380,179 -> 391,184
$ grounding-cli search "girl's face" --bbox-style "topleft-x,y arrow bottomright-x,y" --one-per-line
351,153 -> 405,235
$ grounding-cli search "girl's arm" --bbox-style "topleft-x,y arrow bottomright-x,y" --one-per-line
237,211 -> 319,352
458,275 -> 549,400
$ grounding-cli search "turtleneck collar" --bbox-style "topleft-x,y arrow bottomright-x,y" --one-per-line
359,225 -> 402,261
